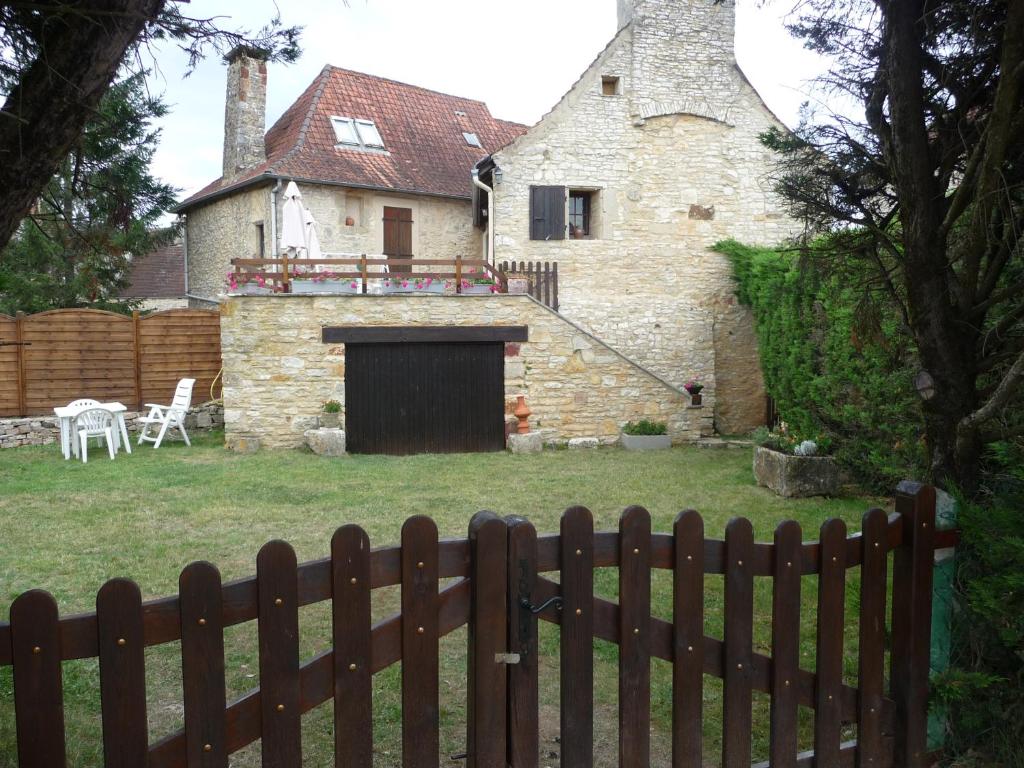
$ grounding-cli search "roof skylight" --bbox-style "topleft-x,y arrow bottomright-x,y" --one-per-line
331,116 -> 386,150
463,132 -> 482,148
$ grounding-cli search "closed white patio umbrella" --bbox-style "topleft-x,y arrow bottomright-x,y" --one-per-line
304,207 -> 322,261
279,181 -> 306,256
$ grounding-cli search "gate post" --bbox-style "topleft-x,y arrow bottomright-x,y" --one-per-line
467,512 -> 508,768
890,482 -> 936,768
506,516 -> 539,768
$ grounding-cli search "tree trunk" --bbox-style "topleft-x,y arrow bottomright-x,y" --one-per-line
0,0 -> 166,254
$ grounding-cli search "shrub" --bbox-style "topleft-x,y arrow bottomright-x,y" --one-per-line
622,419 -> 667,436
322,399 -> 342,414
716,239 -> 926,491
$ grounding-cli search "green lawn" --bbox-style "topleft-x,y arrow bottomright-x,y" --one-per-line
0,432 -> 883,767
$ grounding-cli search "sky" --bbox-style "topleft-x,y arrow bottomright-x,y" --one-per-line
147,0 -> 830,204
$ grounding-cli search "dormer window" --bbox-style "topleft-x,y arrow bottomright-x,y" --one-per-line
331,116 -> 385,150
463,132 -> 481,148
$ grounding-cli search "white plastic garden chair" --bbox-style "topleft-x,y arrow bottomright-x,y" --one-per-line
138,378 -> 195,449
74,408 -> 116,463
66,399 -> 100,458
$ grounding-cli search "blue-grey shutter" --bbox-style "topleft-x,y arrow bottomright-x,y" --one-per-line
530,186 -> 565,240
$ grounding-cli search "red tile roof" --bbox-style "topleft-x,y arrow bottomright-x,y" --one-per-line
120,243 -> 185,298
178,66 -> 527,210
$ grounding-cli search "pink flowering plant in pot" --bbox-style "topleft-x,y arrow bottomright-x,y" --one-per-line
459,267 -> 500,294
684,379 -> 704,405
290,267 -> 362,294
226,271 -> 277,294
382,273 -> 445,294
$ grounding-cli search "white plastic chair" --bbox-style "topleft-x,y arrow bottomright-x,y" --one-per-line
74,408 -> 116,463
138,378 -> 195,449
66,399 -> 100,458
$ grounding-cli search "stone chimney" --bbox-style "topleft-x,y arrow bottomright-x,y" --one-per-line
222,46 -> 268,180
617,0 -> 735,60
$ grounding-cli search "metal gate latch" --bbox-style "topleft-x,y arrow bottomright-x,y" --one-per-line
520,595 -> 563,614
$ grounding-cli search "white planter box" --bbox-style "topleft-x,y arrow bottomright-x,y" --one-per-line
460,283 -> 497,295
620,433 -> 672,451
291,279 -> 362,294
231,284 -> 274,295
382,280 -> 445,294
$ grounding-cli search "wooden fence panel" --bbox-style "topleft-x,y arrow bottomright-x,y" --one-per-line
467,512 -> 508,768
507,517 -> 539,768
10,590 -> 66,768
619,506 -> 651,768
179,562 -> 228,768
673,510 -> 704,767
138,309 -> 221,408
0,308 -> 220,416
332,524 -> 373,767
401,516 -> 439,768
769,521 -> 802,768
723,518 -> 754,768
815,519 -> 847,767
0,315 -> 20,416
256,541 -> 302,767
857,509 -> 889,768
21,309 -> 136,412
560,506 -> 594,768
97,579 -> 148,768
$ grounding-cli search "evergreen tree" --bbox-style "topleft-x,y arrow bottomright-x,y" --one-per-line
0,72 -> 178,314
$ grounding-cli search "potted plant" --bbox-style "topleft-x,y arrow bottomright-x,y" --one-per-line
320,399 -> 342,429
752,426 -> 839,497
620,419 -> 671,450
381,274 -> 446,294
290,269 -> 362,294
459,267 -> 500,295
226,271 -> 275,295
684,380 -> 704,405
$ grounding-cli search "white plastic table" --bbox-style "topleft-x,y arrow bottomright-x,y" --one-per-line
53,402 -> 131,460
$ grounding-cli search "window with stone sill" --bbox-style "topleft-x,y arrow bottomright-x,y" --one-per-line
568,190 -> 599,239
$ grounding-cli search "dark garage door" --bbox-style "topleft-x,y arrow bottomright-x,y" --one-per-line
345,342 -> 505,455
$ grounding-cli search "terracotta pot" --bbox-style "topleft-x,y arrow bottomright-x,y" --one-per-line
513,395 -> 532,434
345,216 -> 355,226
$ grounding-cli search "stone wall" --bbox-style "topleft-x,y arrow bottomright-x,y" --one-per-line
186,182 -> 477,306
219,294 -> 707,449
0,402 -> 225,450
490,2 -> 801,434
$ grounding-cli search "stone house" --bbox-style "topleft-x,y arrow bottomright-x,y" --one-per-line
476,0 -> 802,433
118,240 -> 188,311
176,48 -> 525,305
208,0 -> 801,450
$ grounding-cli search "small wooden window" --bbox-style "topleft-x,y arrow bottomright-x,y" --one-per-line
601,76 -> 621,96
568,192 -> 593,238
255,222 -> 265,257
529,186 -> 566,241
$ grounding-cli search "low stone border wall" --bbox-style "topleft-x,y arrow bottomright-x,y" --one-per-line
0,402 -> 224,449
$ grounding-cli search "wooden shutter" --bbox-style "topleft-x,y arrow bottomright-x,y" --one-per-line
529,186 -> 565,241
383,207 -> 414,256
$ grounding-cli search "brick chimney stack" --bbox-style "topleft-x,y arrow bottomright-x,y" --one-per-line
222,46 -> 268,180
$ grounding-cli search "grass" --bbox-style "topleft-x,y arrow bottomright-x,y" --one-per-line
0,432 -> 884,767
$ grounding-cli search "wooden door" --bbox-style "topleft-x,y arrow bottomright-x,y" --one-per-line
345,342 -> 505,455
382,206 -> 413,257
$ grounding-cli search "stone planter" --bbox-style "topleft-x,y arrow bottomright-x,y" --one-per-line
382,280 -> 445,294
753,445 -> 840,498
320,412 -> 341,429
291,279 -> 362,294
621,433 -> 671,451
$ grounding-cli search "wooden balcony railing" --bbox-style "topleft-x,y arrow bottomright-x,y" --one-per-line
227,256 -> 508,295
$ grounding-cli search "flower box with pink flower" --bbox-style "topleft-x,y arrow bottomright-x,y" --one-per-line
382,275 -> 445,294
226,272 -> 274,295
290,271 -> 362,294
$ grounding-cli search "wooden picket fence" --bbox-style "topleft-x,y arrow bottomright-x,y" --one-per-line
500,261 -> 559,311
0,308 -> 221,417
0,484 -> 951,767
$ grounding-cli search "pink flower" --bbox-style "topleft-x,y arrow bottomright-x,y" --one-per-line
256,276 -> 266,288
402,280 -> 409,288
229,282 -> 238,291
350,281 -> 357,289
425,277 -> 433,286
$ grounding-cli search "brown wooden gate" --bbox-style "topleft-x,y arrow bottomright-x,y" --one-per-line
0,485 -> 952,768
344,337 -> 507,455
